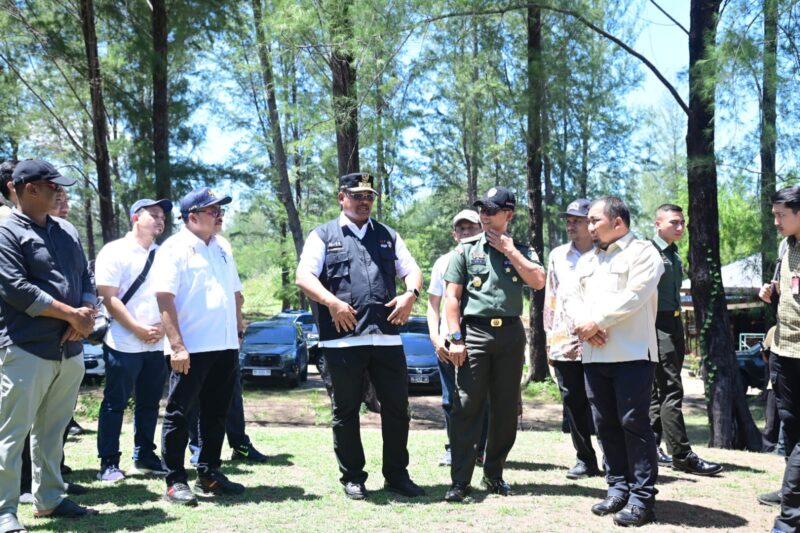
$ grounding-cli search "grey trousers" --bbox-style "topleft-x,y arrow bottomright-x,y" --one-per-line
0,345 -> 84,514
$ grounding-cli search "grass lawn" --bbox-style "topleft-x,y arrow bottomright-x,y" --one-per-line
18,378 -> 785,533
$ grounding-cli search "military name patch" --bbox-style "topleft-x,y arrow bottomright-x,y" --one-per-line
470,253 -> 486,266
327,240 -> 344,251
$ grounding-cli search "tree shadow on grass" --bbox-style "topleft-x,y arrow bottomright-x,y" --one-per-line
212,484 -> 319,506
656,499 -> 748,528
504,461 -> 565,472
76,481 -> 162,506
25,506 -> 174,532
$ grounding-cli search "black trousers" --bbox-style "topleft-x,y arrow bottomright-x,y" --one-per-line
585,360 -> 658,510
649,313 -> 691,458
775,442 -> 800,532
161,349 -> 238,486
324,345 -> 410,485
188,357 -> 249,452
552,360 -> 598,468
450,320 -> 525,485
771,352 -> 800,459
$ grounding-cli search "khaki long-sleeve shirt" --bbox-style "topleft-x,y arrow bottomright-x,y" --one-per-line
563,231 -> 664,364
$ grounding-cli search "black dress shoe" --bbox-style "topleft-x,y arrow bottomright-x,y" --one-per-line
65,482 -> 88,495
34,498 -> 98,518
656,446 -> 672,465
591,495 -> 627,516
671,451 -> 723,476
757,489 -> 782,507
566,461 -> 603,480
444,482 -> 471,502
343,482 -> 367,500
613,504 -> 655,527
164,483 -> 198,506
480,477 -> 513,496
384,478 -> 425,497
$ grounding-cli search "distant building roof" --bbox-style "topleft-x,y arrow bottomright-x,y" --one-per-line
681,253 -> 762,291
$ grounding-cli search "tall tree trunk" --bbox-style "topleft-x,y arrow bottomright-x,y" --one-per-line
761,0 -> 778,285
467,20 -> 480,205
375,79 -> 385,221
79,0 -> 114,243
151,0 -> 171,235
542,93 -> 557,251
328,0 -> 359,176
523,5 -> 548,385
280,221 -> 290,310
687,0 -> 761,450
252,0 -> 305,261
83,170 -> 95,261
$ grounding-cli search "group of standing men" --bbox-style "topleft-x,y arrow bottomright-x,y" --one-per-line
0,158 -> 261,533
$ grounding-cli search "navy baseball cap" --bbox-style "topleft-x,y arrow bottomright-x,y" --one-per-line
12,160 -> 76,187
339,173 -> 378,194
179,187 -> 231,218
129,198 -> 173,219
473,186 -> 516,211
560,198 -> 590,217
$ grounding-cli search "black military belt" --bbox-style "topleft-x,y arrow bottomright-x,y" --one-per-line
464,316 -> 521,328
657,310 -> 681,318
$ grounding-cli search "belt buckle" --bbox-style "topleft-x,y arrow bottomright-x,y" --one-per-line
674,310 -> 680,317
490,318 -> 503,327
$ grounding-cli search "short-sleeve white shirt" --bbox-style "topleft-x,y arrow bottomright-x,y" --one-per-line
296,213 -> 419,348
151,227 -> 242,354
95,233 -> 163,353
427,251 -> 452,338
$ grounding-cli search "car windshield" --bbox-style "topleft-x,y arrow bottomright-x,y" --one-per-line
245,327 -> 296,345
401,334 -> 434,355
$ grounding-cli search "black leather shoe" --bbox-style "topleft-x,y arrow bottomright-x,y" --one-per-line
0,513 -> 25,532
613,504 -> 655,527
480,477 -> 513,496
343,482 -> 367,500
444,482 -> 471,502
656,446 -> 672,465
671,451 -> 723,476
384,478 -> 425,497
591,495 -> 627,516
757,489 -> 782,507
34,498 -> 98,518
231,443 -> 269,463
566,461 -> 603,480
195,470 -> 245,496
164,483 -> 198,506
65,482 -> 88,495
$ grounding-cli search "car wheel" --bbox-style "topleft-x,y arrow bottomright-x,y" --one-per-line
285,376 -> 300,388
300,366 -> 308,382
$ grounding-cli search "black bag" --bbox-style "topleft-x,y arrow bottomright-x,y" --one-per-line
86,249 -> 157,345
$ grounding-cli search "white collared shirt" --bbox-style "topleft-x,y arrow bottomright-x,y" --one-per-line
95,232 -> 163,353
563,232 -> 664,364
297,212 -> 419,348
428,251 -> 453,339
544,241 -> 591,361
151,226 -> 242,354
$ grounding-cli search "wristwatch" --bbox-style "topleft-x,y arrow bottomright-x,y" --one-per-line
448,331 -> 463,343
406,288 -> 420,299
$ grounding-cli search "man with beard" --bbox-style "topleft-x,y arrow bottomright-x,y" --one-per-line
296,172 -> 424,500
95,199 -> 172,482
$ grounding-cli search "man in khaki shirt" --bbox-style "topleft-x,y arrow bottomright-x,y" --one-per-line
758,186 -> 800,529
565,196 -> 663,528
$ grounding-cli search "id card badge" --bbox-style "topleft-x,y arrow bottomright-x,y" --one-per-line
792,275 -> 800,295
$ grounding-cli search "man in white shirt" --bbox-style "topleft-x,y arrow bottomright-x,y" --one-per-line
94,198 -> 172,482
153,188 -> 246,506
426,209 -> 486,467
543,198 -> 602,480
565,196 -> 663,527
296,172 -> 424,501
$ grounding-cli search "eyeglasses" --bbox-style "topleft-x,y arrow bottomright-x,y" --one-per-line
194,207 -> 225,218
479,206 -> 504,216
346,191 -> 376,202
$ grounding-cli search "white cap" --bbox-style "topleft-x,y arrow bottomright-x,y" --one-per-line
452,209 -> 481,228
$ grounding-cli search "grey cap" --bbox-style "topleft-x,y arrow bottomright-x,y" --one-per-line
452,209 -> 480,228
560,198 -> 590,217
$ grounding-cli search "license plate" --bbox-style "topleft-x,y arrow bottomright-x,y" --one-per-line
410,375 -> 429,384
253,369 -> 271,377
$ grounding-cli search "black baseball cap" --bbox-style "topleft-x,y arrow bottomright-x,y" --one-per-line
473,186 -> 516,211
179,187 -> 231,219
12,160 -> 76,187
560,198 -> 590,217
339,173 -> 378,194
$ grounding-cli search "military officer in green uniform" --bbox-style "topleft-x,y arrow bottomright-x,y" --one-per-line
442,186 -> 545,502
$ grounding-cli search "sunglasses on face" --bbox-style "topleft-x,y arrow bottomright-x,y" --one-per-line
479,206 -> 504,216
346,191 -> 376,202
195,207 -> 224,218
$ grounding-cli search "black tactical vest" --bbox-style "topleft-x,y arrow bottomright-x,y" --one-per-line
315,218 -> 400,341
